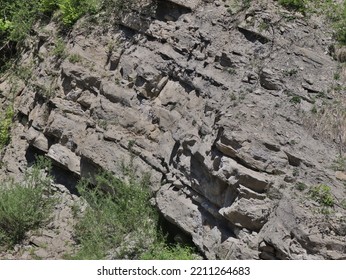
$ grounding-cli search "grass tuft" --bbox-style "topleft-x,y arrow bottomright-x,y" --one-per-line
0,157 -> 56,249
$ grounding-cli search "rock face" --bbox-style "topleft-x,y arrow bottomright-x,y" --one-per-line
0,0 -> 345,259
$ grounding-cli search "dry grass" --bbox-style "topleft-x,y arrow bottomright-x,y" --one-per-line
304,87 -> 346,156
335,46 -> 346,63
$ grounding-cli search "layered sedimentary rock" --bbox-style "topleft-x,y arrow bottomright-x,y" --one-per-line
0,0 -> 345,259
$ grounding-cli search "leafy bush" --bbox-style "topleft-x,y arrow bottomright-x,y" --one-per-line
71,171 -> 155,259
57,0 -> 100,26
71,171 -> 196,260
0,106 -> 14,150
38,0 -> 59,14
331,156 -> 346,171
0,157 -> 56,249
278,0 -> 306,12
141,243 -> 196,260
53,38 -> 66,59
68,53 -> 82,63
333,3 -> 346,44
309,184 -> 334,207
278,0 -> 346,45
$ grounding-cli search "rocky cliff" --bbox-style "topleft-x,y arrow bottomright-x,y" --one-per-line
0,0 -> 345,259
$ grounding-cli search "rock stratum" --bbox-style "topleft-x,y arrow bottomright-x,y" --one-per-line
0,0 -> 345,259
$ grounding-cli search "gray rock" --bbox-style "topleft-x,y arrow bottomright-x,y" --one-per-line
1,0 -> 345,260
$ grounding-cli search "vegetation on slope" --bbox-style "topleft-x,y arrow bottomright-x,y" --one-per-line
0,106 -> 13,150
0,157 -> 55,249
0,0 -> 122,68
0,157 -> 196,259
277,0 -> 346,44
71,170 -> 196,260
1,0 -> 345,70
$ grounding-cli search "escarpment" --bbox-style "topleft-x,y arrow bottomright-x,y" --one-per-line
0,0 -> 345,259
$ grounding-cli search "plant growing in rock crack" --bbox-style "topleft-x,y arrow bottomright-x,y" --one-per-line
258,20 -> 270,32
223,66 -> 237,75
53,38 -> 67,59
0,156 -> 56,250
341,199 -> 346,210
290,95 -> 302,104
0,105 -> 14,150
295,182 -> 307,191
309,184 -> 334,207
331,155 -> 346,172
283,68 -> 298,77
68,53 -> 82,64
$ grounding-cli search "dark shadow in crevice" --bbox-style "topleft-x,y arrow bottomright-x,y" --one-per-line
238,27 -> 270,44
157,213 -> 205,258
25,145 -> 46,166
156,0 -> 191,22
25,145 -> 79,195
119,24 -> 138,39
50,165 -> 79,195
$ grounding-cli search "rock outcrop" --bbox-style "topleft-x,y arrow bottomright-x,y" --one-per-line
0,0 -> 345,259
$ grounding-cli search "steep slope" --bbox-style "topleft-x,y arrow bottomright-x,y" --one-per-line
0,0 -> 345,259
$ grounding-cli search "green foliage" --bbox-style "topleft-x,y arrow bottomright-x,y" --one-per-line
283,68 -> 298,76
71,171 -> 196,260
277,0 -> 346,44
278,0 -> 306,12
295,182 -> 307,191
331,156 -> 346,172
0,0 -> 99,49
0,157 -> 55,249
0,19 -> 12,35
38,0 -> 59,14
68,53 -> 82,63
341,199 -> 346,210
309,184 -> 334,207
71,171 -> 156,259
53,38 -> 66,59
333,3 -> 346,44
57,0 -> 100,26
0,106 -> 14,149
290,95 -> 302,104
13,65 -> 34,83
0,1 -> 38,42
141,243 -> 196,260
311,105 -> 317,114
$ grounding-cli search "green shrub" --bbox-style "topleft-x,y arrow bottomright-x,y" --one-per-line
68,53 -> 82,63
0,157 -> 55,249
71,171 -> 156,259
0,19 -> 12,35
53,38 -> 66,59
71,171 -> 196,260
0,106 -> 14,150
278,0 -> 306,12
309,184 -> 334,207
140,243 -> 196,260
57,0 -> 100,26
331,156 -> 346,171
38,0 -> 59,14
290,95 -> 302,104
333,4 -> 346,44
295,182 -> 307,191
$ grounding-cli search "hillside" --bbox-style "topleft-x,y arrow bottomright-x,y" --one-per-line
0,0 -> 346,259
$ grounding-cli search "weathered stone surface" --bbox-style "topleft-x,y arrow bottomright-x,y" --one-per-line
1,0 -> 345,260
47,144 -> 80,175
26,127 -> 49,152
259,68 -> 283,90
219,198 -> 272,231
100,81 -> 136,107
